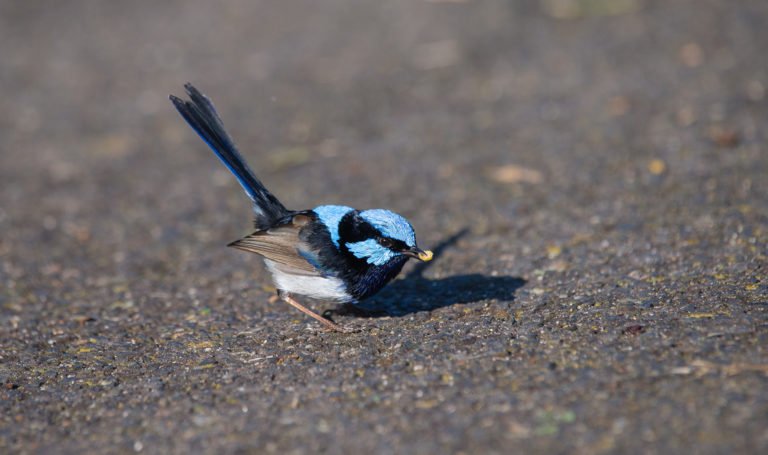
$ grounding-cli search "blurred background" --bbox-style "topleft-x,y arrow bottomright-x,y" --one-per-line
1,0 -> 766,453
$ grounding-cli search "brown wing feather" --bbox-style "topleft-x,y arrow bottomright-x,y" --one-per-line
227,215 -> 319,276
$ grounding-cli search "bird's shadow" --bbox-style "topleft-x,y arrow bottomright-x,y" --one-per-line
328,228 -> 526,318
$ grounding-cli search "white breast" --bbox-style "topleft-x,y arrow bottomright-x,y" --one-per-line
263,259 -> 352,302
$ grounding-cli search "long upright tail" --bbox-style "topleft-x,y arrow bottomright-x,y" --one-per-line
170,83 -> 289,229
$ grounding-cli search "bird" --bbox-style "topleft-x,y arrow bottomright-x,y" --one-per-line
169,83 -> 433,332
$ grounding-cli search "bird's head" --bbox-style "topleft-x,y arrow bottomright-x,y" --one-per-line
333,208 -> 432,266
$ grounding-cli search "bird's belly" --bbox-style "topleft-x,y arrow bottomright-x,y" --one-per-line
264,260 -> 352,302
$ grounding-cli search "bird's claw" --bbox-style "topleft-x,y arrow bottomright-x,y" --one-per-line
317,320 -> 359,334
332,324 -> 360,334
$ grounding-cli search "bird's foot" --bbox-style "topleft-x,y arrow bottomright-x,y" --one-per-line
279,293 -> 358,334
312,314 -> 358,334
328,324 -> 360,334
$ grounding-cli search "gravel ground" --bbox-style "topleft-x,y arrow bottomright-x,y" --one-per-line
1,1 -> 766,453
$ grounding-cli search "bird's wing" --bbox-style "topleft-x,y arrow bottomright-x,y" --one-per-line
228,213 -> 322,277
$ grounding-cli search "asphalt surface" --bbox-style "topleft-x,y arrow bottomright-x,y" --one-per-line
1,1 -> 767,453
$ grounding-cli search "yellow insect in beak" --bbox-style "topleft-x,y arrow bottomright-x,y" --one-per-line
417,250 -> 434,262
404,247 -> 433,262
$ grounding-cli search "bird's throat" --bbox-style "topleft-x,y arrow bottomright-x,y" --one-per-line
347,255 -> 408,301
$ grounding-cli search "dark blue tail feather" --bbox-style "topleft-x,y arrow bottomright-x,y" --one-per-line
170,83 -> 288,228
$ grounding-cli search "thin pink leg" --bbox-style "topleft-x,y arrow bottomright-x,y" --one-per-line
279,293 -> 355,333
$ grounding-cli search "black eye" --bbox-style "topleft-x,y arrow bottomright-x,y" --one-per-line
378,237 -> 394,248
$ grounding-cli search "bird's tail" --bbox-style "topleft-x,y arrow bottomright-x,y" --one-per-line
170,83 -> 289,228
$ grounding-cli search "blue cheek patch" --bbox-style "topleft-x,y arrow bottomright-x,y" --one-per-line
313,205 -> 354,248
346,239 -> 397,266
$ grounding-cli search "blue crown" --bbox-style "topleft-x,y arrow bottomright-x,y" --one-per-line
359,209 -> 416,247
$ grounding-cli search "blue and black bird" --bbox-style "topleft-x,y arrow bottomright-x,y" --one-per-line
169,84 -> 433,332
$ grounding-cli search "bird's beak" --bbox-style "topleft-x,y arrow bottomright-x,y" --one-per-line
404,247 -> 434,262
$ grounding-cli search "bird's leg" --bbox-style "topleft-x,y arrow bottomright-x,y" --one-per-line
278,291 -> 355,333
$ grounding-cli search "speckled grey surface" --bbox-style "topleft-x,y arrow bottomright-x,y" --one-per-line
1,1 -> 766,453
